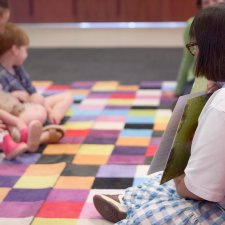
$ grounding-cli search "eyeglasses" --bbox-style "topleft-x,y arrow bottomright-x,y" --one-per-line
186,42 -> 198,56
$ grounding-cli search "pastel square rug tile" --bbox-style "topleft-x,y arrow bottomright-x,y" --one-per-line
112,146 -> 147,155
47,189 -> 89,202
37,202 -> 84,218
120,129 -> 152,137
79,202 -> 101,219
0,217 -> 33,225
108,155 -> 146,164
31,218 -> 77,225
43,144 -> 80,155
54,176 -> 95,189
76,219 -> 112,225
126,115 -> 154,124
96,165 -> 136,178
64,122 -> 94,130
4,188 -> 51,202
0,201 -> 43,218
0,164 -> 28,176
116,137 -> 150,147
93,121 -> 125,130
73,154 -> 110,165
0,188 -> 10,201
14,176 -> 60,189
84,136 -> 117,145
78,144 -> 114,155
0,176 -> 20,188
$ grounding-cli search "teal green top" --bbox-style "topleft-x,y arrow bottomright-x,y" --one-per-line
175,17 -> 195,96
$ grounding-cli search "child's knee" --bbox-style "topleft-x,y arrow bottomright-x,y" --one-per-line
65,92 -> 73,104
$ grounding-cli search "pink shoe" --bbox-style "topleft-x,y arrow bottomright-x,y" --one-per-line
20,120 -> 42,152
2,135 -> 27,160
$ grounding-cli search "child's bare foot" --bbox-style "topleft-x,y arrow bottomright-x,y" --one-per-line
27,120 -> 42,152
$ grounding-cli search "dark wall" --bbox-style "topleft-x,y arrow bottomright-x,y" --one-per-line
10,0 -> 198,23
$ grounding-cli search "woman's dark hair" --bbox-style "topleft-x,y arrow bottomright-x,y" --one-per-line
0,0 -> 8,8
196,0 -> 202,9
190,3 -> 225,82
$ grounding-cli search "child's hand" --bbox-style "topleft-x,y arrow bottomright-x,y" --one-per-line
30,93 -> 45,105
0,119 -> 7,131
47,110 -> 59,125
11,91 -> 30,102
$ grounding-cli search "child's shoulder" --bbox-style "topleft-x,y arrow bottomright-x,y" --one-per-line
0,65 -> 8,78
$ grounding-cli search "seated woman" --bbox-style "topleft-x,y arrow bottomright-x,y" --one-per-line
93,3 -> 225,224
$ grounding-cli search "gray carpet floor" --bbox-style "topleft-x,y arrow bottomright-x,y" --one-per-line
25,48 -> 183,84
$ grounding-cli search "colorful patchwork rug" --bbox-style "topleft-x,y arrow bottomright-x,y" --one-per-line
0,81 -> 176,225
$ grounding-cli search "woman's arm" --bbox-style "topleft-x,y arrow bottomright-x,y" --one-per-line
174,174 -> 203,200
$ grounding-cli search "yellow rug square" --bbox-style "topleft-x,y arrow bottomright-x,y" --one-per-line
154,117 -> 170,124
65,108 -> 73,117
55,176 -> 94,189
14,175 -> 59,189
108,99 -> 133,106
129,109 -> 156,116
32,218 -> 77,225
78,144 -> 114,155
43,144 -> 80,155
64,122 -> 93,129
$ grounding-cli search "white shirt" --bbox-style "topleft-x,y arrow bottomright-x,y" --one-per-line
184,88 -> 225,207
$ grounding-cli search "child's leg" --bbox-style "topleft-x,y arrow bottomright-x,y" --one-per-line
18,103 -> 47,125
45,92 -> 73,124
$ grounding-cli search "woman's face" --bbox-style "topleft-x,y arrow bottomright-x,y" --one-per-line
202,0 -> 225,8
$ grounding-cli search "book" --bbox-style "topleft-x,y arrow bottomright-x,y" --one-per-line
148,92 -> 211,184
